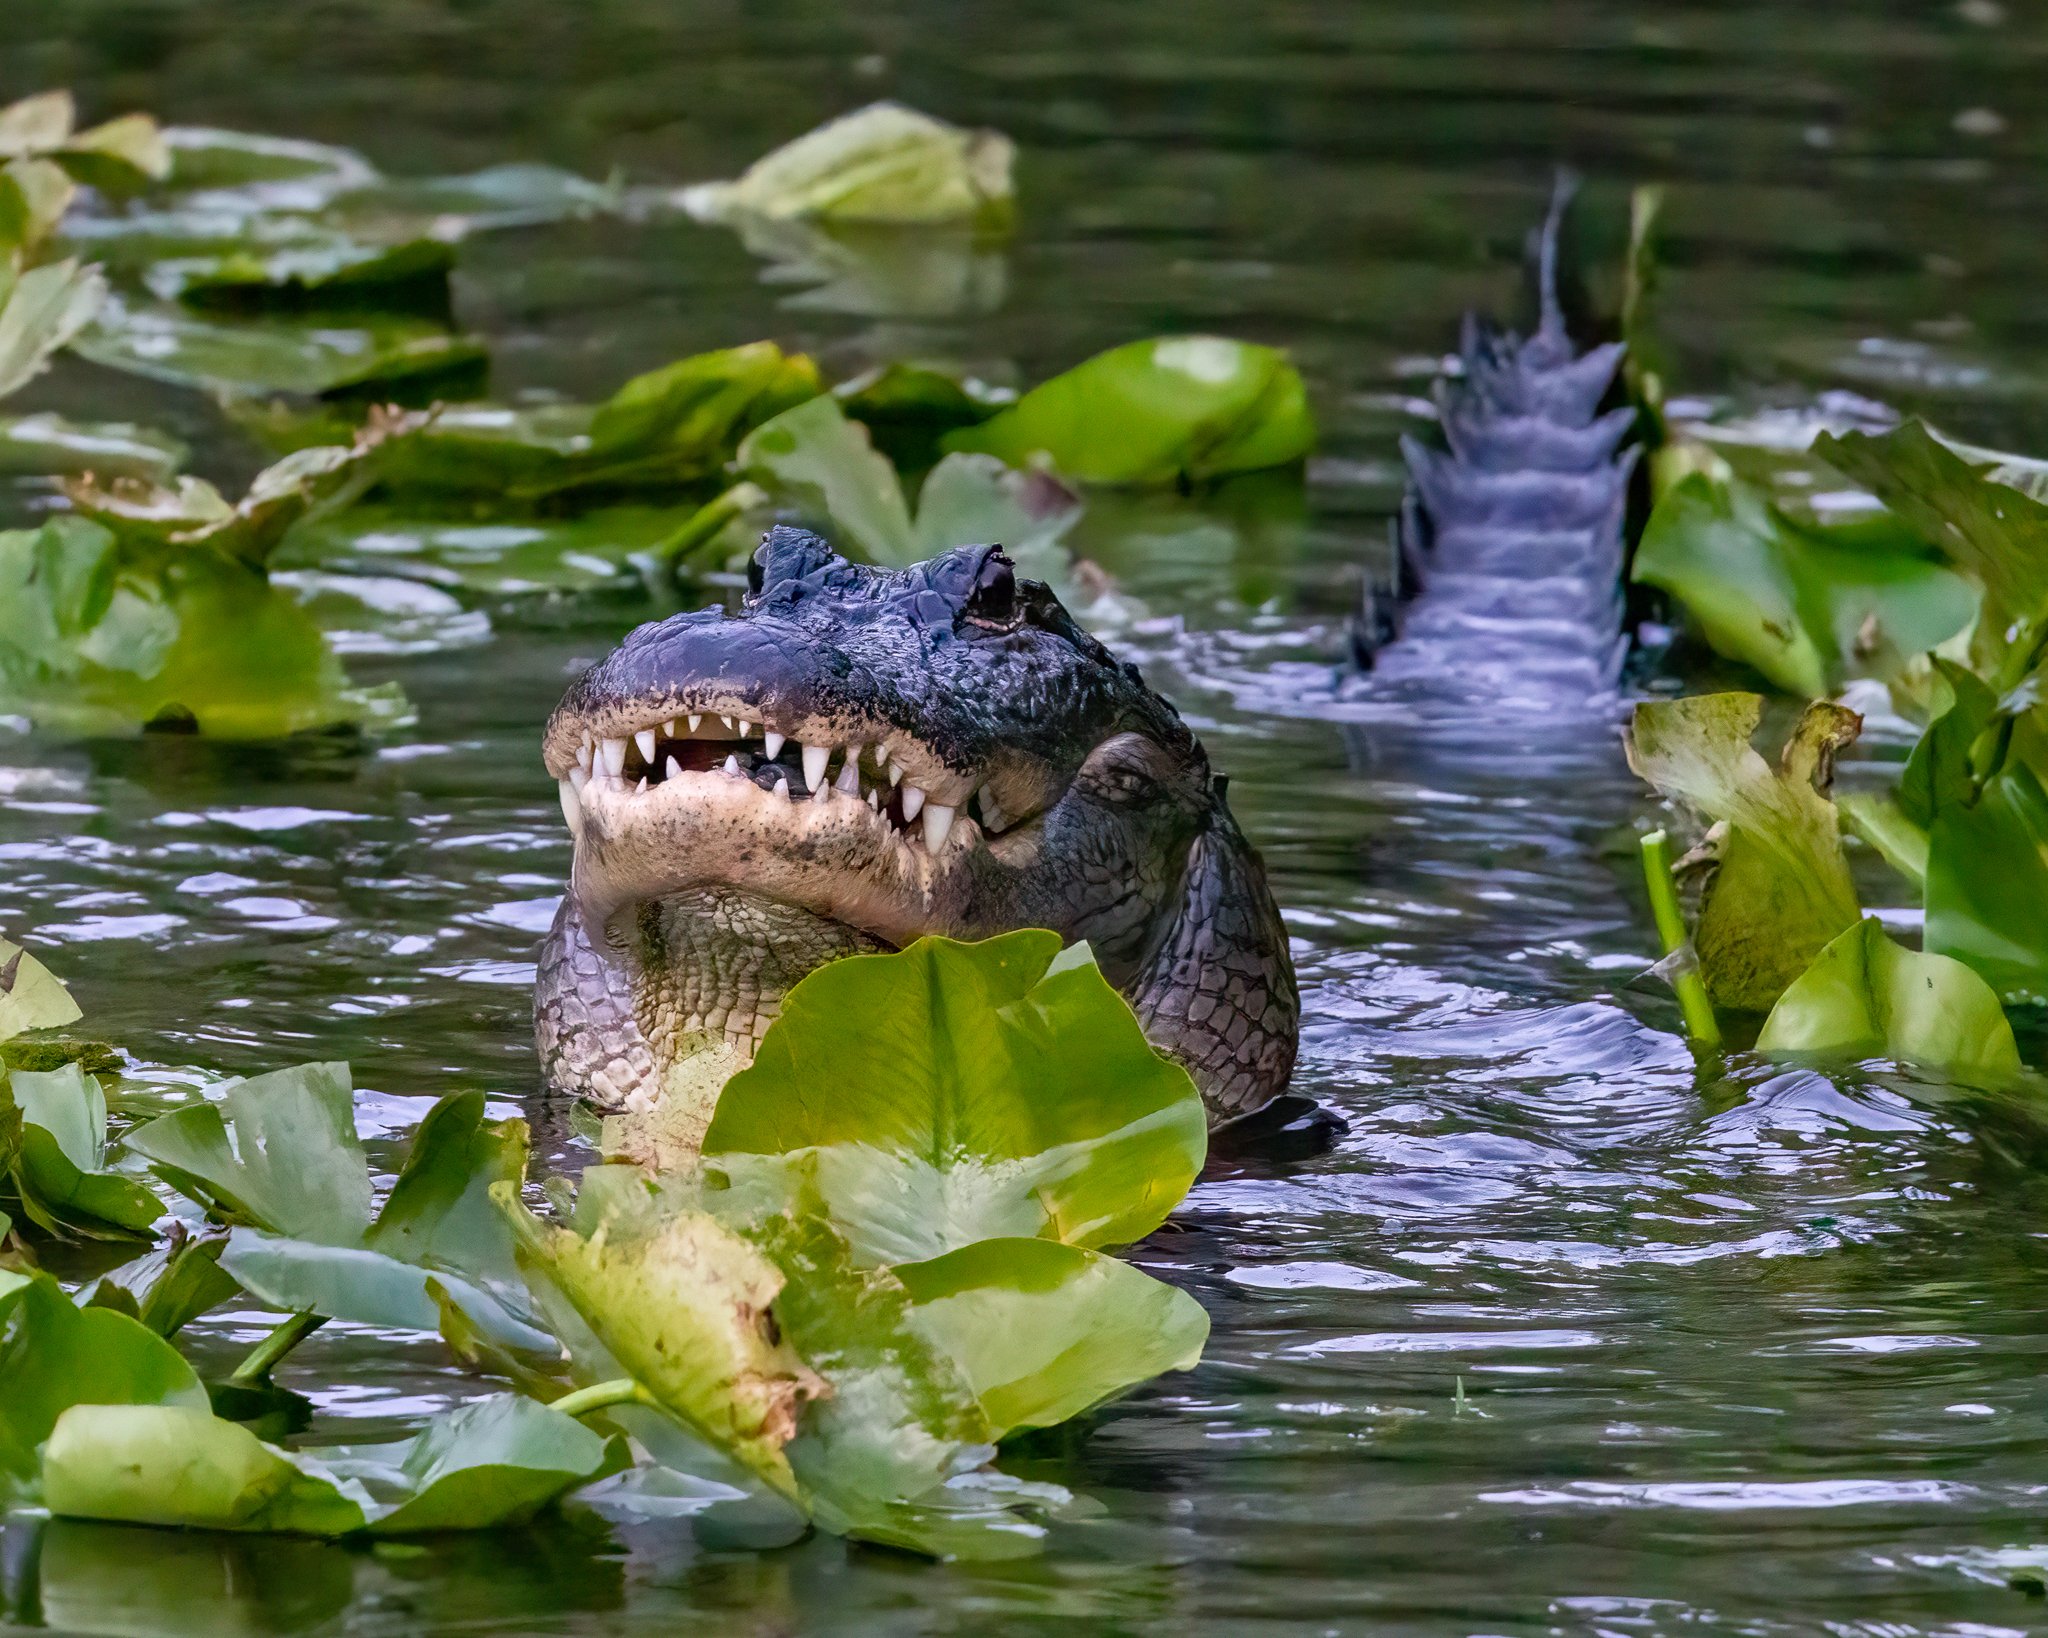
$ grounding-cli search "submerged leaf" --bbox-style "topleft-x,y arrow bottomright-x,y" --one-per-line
896,1237 -> 1209,1437
703,931 -> 1208,1265
944,336 -> 1315,486
1626,695 -> 1862,1012
1631,472 -> 1973,695
1757,918 -> 2019,1080
685,102 -> 1014,229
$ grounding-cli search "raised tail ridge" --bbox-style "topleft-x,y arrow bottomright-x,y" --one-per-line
1351,175 -> 1639,716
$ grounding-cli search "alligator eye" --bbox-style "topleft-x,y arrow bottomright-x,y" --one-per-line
963,550 -> 1017,629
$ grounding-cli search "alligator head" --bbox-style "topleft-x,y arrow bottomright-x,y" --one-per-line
535,524 -> 1298,1126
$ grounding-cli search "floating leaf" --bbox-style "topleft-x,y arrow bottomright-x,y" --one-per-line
1625,694 -> 1862,1012
500,1184 -> 825,1500
277,504 -> 680,599
684,102 -> 1013,230
41,1393 -> 619,1535
1631,472 -> 1974,696
0,937 -> 82,1041
159,237 -> 454,315
943,336 -> 1315,486
0,91 -> 168,190
0,1268 -> 209,1491
64,412 -> 424,567
367,342 -> 820,501
703,931 -> 1208,1266
737,394 -> 1082,580
896,1237 -> 1209,1437
0,411 -> 185,480
1757,918 -> 2019,1081
76,295 -> 485,400
5,1063 -> 161,1239
0,156 -> 77,262
0,258 -> 105,400
0,517 -> 405,738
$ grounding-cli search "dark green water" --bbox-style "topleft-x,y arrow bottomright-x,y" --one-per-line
7,3 -> 2048,1633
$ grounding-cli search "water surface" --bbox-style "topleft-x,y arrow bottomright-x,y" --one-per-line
5,3 -> 2048,1633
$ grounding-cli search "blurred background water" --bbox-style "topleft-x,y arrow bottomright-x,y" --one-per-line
5,3 -> 2048,1633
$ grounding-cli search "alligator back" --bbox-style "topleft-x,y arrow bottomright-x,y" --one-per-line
1352,178 -> 1638,724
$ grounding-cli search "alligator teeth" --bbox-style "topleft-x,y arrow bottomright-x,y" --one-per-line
834,754 -> 862,794
772,772 -> 792,800
558,779 -> 582,839
723,754 -> 741,776
763,730 -> 785,760
900,785 -> 926,822
600,737 -> 627,777
720,715 -> 735,732
635,775 -> 648,795
568,765 -> 588,794
662,719 -> 676,738
739,720 -> 752,738
976,787 -> 1006,832
688,713 -> 702,733
802,744 -> 830,790
868,788 -> 880,811
574,740 -> 592,772
923,803 -> 955,851
634,728 -> 656,764
665,755 -> 682,782
888,762 -> 904,787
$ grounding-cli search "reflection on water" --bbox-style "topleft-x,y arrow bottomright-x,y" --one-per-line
7,1 -> 2048,1632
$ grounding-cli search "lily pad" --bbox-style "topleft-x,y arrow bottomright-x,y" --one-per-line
895,1237 -> 1209,1437
1757,917 -> 2019,1081
942,335 -> 1315,486
4,1063 -> 161,1239
702,931 -> 1208,1266
41,1393 -> 620,1535
0,257 -> 106,400
1626,694 -> 1863,1013
684,102 -> 1014,230
0,411 -> 185,480
0,1268 -> 209,1491
0,516 -> 406,738
0,92 -> 169,191
0,937 -> 82,1041
161,237 -> 455,315
1631,471 -> 1975,696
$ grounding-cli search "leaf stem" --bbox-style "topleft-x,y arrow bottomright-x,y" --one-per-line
1640,829 -> 1722,1047
655,482 -> 766,572
229,1309 -> 326,1385
548,1377 -> 657,1420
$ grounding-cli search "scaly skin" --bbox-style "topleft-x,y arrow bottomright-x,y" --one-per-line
535,526 -> 1299,1125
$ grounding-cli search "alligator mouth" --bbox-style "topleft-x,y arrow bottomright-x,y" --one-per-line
547,696 -> 1051,951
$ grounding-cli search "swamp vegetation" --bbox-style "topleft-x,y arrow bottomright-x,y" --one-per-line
4,3 -> 2048,1632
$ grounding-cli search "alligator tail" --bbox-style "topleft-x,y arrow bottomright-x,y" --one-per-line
1352,173 -> 1639,711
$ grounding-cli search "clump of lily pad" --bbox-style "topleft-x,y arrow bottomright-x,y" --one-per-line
0,930 -> 1210,1562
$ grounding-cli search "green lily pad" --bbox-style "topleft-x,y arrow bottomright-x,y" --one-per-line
0,517 -> 406,738
895,1237 -> 1209,1437
683,102 -> 1014,230
364,342 -> 820,502
1757,917 -> 2019,1081
75,295 -> 485,400
0,411 -> 185,480
41,1393 -> 620,1536
1631,471 -> 1975,696
737,393 -> 1082,583
0,156 -> 77,261
278,504 -> 680,599
1626,695 -> 1863,1013
0,1268 -> 209,1491
5,1063 -> 161,1239
0,91 -> 169,191
703,931 -> 1208,1266
942,335 -> 1315,486
0,257 -> 105,401
0,937 -> 82,1041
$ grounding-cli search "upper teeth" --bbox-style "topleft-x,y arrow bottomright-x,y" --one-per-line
802,744 -> 829,791
634,728 -> 656,764
601,738 -> 627,777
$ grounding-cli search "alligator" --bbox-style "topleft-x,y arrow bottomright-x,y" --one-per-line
1349,176 -> 1638,733
535,525 -> 1300,1126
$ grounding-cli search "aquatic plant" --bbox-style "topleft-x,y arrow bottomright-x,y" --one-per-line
0,932 -> 1209,1561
